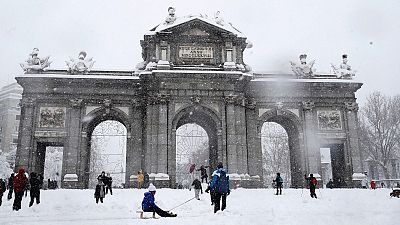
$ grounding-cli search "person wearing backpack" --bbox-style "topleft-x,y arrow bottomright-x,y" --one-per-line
304,174 -> 318,198
209,162 -> 230,213
273,173 -> 284,195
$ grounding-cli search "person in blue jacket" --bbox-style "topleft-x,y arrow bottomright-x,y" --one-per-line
142,183 -> 177,217
209,162 -> 230,213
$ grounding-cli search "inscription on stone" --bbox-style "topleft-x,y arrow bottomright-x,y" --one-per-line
317,110 -> 342,130
39,107 -> 66,128
179,46 -> 213,58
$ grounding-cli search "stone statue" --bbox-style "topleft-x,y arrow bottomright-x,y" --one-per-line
66,51 -> 95,73
290,54 -> 315,78
214,11 -> 225,26
331,54 -> 355,79
20,48 -> 51,73
165,7 -> 177,25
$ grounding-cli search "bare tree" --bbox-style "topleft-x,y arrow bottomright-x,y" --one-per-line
359,91 -> 400,180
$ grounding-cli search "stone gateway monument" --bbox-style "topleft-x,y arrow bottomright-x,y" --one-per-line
15,10 -> 363,189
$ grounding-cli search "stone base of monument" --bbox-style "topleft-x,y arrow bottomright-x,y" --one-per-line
62,174 -> 80,189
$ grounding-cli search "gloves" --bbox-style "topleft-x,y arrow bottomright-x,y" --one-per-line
205,187 -> 209,193
227,190 -> 230,195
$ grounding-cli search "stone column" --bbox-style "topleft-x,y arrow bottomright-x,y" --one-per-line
224,96 -> 239,174
63,99 -> 83,188
235,97 -> 248,175
125,100 -> 143,188
302,101 -> 321,175
157,94 -> 170,174
344,102 -> 363,183
15,97 -> 36,171
245,99 -> 262,187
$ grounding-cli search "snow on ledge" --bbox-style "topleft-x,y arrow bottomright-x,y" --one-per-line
352,173 -> 367,180
148,173 -> 170,180
64,174 -> 78,182
17,74 -> 140,80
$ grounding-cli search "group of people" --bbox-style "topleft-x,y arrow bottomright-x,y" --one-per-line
0,169 -> 44,211
141,162 -> 231,218
272,172 -> 319,198
94,171 -> 113,204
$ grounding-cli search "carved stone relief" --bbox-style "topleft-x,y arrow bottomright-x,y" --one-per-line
317,110 -> 342,130
39,107 -> 66,128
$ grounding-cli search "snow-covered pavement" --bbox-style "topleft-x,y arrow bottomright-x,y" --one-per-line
0,188 -> 398,225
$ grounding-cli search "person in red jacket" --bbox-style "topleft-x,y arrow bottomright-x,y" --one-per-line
13,168 -> 28,211
305,174 -> 318,198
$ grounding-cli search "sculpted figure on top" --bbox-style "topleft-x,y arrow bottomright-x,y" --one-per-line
66,51 -> 95,74
290,54 -> 315,78
331,54 -> 356,79
165,7 -> 177,25
20,48 -> 52,73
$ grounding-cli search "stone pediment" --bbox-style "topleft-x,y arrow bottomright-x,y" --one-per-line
150,17 -> 243,38
181,28 -> 210,36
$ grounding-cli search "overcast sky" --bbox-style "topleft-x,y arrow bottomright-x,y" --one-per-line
1,0 -> 399,104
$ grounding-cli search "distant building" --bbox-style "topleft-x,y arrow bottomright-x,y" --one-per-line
0,83 -> 22,155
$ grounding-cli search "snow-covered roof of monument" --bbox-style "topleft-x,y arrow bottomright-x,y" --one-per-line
147,14 -> 246,38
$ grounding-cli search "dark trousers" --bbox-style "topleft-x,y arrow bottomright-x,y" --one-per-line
29,190 -> 40,206
95,197 -> 103,203
7,188 -> 13,200
144,206 -> 175,217
13,191 -> 24,211
214,192 -> 227,213
310,186 -> 317,198
276,183 -> 283,195
106,185 -> 112,195
0,193 -> 3,206
201,175 -> 208,183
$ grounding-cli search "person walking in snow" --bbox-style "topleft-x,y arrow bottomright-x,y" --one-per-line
209,162 -> 230,213
143,171 -> 150,188
105,173 -> 113,195
13,168 -> 28,211
304,174 -> 318,198
141,183 -> 177,217
197,165 -> 209,183
273,173 -> 283,195
190,178 -> 203,200
94,179 -> 106,204
7,173 -> 14,200
29,172 -> 41,207
0,178 -> 6,206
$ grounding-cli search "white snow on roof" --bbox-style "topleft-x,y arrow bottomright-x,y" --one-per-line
252,77 -> 362,84
147,15 -> 246,38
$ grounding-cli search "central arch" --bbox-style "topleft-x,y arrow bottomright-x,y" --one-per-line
259,110 -> 305,187
170,105 -> 222,187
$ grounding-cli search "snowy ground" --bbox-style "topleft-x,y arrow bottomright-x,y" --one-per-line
0,187 -> 398,225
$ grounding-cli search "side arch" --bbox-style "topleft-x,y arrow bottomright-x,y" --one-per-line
80,107 -> 132,188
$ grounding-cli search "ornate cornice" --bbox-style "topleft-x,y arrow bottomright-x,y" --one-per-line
69,98 -> 83,108
191,96 -> 202,104
20,97 -> 36,107
302,101 -> 315,110
148,93 -> 171,105
344,102 -> 359,112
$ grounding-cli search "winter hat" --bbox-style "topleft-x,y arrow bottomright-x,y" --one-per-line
148,183 -> 156,192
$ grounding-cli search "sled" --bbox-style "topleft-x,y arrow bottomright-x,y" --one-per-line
390,188 -> 400,198
136,210 -> 156,219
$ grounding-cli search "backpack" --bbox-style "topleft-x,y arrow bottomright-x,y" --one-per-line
277,176 -> 283,184
215,169 -> 229,194
311,177 -> 318,186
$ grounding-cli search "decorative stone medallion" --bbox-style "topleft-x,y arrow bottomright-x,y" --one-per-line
317,110 -> 342,130
39,107 -> 66,128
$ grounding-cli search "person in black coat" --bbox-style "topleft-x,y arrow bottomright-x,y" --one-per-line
7,173 -> 14,200
29,172 -> 41,207
273,173 -> 283,195
94,179 -> 106,204
190,178 -> 203,200
0,178 -> 6,206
